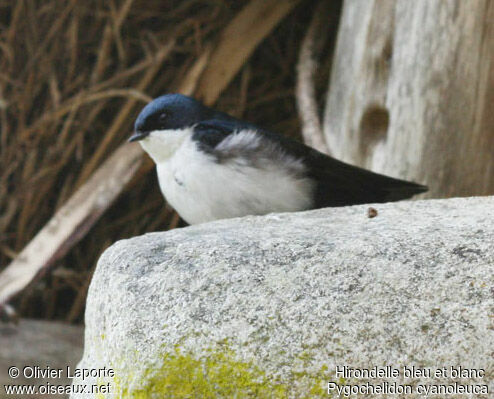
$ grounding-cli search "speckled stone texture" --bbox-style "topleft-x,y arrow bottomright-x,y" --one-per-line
72,196 -> 494,398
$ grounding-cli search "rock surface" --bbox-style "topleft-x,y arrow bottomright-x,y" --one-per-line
73,196 -> 494,398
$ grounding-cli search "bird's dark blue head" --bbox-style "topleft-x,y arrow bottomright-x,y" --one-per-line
129,94 -> 215,142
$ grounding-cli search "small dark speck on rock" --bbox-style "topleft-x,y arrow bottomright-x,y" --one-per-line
430,308 -> 441,317
452,245 -> 482,259
367,207 -> 378,218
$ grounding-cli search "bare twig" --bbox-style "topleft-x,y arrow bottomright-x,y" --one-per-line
91,0 -> 134,83
196,0 -> 301,105
295,0 -> 331,154
0,143 -> 144,305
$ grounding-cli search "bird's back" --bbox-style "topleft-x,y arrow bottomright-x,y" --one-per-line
195,117 -> 427,208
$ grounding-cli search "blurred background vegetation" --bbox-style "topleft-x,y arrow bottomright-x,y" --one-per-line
0,0 -> 340,323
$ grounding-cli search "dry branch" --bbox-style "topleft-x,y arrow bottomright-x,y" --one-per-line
0,143 -> 143,304
295,0 -> 331,154
196,0 -> 301,105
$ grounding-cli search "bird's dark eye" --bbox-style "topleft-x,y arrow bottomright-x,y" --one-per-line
158,112 -> 168,123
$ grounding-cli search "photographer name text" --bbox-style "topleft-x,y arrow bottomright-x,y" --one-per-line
11,366 -> 114,381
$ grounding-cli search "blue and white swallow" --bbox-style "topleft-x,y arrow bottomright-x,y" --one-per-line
129,94 -> 427,225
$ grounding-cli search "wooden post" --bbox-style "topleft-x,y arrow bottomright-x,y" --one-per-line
324,0 -> 494,198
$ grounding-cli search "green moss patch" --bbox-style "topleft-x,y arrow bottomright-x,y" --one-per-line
111,346 -> 332,398
116,347 -> 286,398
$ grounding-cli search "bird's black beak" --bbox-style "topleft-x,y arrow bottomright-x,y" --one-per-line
128,130 -> 150,142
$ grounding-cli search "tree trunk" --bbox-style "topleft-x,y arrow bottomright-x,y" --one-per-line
324,0 -> 494,198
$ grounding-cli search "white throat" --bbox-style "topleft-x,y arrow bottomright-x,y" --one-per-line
139,128 -> 192,163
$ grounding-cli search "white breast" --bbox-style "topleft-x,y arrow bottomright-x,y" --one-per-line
153,129 -> 314,225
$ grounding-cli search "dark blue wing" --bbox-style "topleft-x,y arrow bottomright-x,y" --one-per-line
191,119 -> 256,152
192,118 -> 427,206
